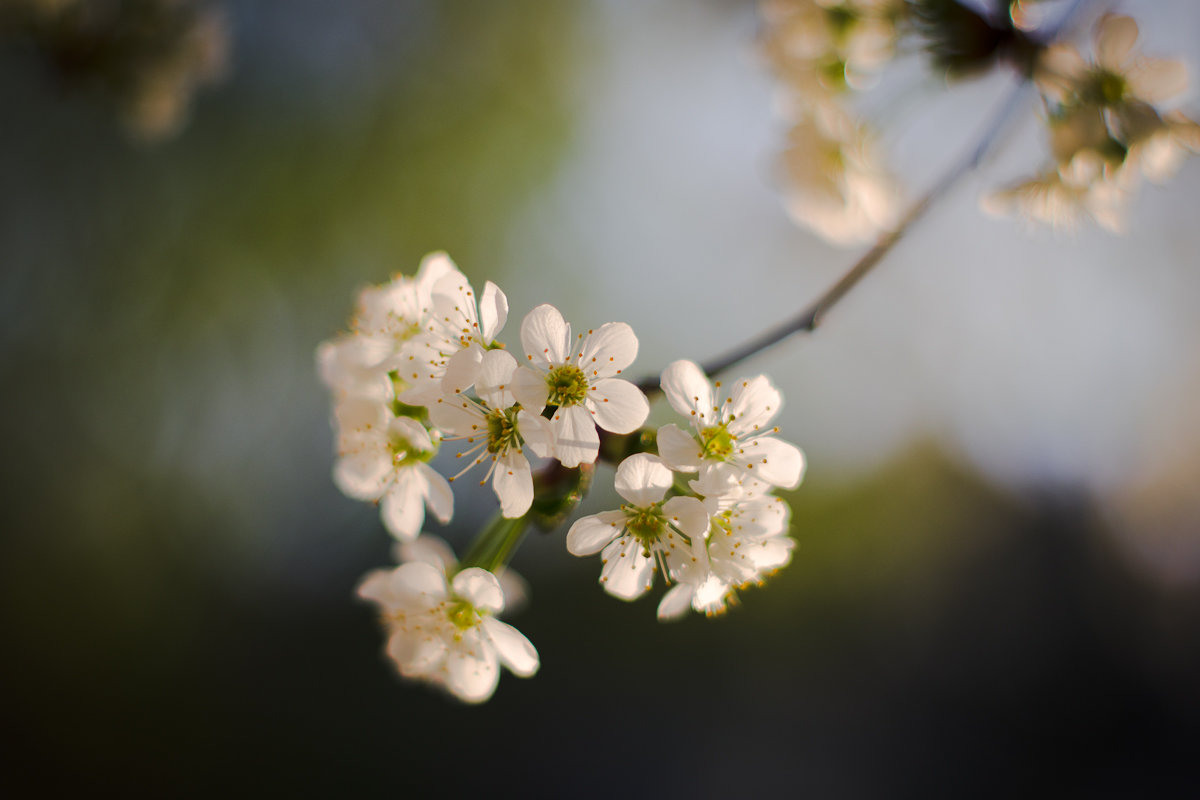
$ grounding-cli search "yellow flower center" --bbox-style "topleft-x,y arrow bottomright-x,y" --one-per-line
546,364 -> 589,407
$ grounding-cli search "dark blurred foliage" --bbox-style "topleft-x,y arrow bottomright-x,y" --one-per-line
6,448 -> 1200,795
0,0 -> 228,139
907,0 -> 1041,78
1,1 -> 1199,796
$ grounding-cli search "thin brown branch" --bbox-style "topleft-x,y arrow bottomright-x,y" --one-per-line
636,78 -> 1031,396
632,0 -> 1097,398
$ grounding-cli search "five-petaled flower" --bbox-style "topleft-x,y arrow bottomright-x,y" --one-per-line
358,561 -> 539,704
332,397 -> 452,540
511,304 -> 650,468
430,349 -> 555,518
566,453 -> 709,600
656,359 -> 806,490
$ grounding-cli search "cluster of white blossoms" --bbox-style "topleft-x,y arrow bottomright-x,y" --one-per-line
320,256 -> 805,701
568,360 -> 803,619
986,14 -> 1200,232
318,252 -> 649,538
760,0 -> 905,245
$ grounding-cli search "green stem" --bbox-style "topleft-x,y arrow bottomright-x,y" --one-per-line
460,514 -> 530,573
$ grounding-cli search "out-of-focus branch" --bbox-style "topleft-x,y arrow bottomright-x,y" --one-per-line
635,0 -> 1097,397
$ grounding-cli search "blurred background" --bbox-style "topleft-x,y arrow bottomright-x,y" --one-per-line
2,0 -> 1199,794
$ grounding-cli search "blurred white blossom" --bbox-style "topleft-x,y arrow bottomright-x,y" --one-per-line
357,562 -> 538,704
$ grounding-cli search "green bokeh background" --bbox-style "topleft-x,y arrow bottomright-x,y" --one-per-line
2,1 -> 1198,795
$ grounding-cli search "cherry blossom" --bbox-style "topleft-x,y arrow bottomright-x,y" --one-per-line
357,562 -> 538,703
511,304 -> 649,468
656,360 -> 806,490
566,454 -> 709,601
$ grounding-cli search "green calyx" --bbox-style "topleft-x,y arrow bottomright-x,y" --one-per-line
1096,70 -> 1128,106
485,406 -> 524,454
1077,69 -> 1128,108
386,370 -> 428,420
819,58 -> 849,91
699,423 -> 735,460
826,5 -> 858,38
546,364 -> 589,407
389,431 -> 437,466
447,600 -> 482,631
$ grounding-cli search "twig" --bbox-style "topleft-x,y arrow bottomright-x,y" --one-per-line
634,0 -> 1097,396
636,78 -> 1030,395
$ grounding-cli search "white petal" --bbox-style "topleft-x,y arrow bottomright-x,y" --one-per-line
587,378 -> 649,435
613,453 -> 672,506
432,269 -> 479,338
481,617 -> 539,677
1095,14 -> 1138,71
1128,58 -> 1189,105
663,495 -> 710,538
476,348 -> 518,409
441,346 -> 483,395
414,251 -> 458,304
416,462 -> 454,524
428,395 -> 483,437
745,536 -> 795,572
452,567 -> 505,613
660,359 -> 715,424
333,452 -> 391,501
725,375 -> 782,437
517,409 -> 555,459
396,534 -> 458,572
445,635 -> 499,703
657,583 -> 695,622
732,496 -> 791,539
566,511 -> 625,556
391,561 -> 449,601
380,468 -> 427,540
656,424 -> 702,472
520,304 -> 571,368
1035,43 -> 1087,102
691,575 -> 731,615
389,416 -> 433,453
387,631 -> 446,676
687,466 -> 741,503
733,436 -> 806,489
496,568 -> 529,613
599,537 -> 655,600
478,281 -> 509,344
333,395 -> 388,434
578,322 -> 638,379
355,568 -> 398,605
511,366 -> 549,412
551,404 -> 599,468
493,450 -> 534,519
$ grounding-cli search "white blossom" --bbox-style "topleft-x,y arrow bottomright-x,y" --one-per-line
430,348 -> 555,518
1036,15 -> 1189,111
656,360 -> 806,490
317,252 -> 455,403
566,453 -> 709,601
394,534 -> 530,615
761,0 -> 903,96
1030,14 -> 1199,191
511,304 -> 650,468
778,100 -> 900,245
357,562 -> 538,704
658,471 -> 795,620
418,266 -> 510,399
982,150 -> 1132,234
332,397 -> 453,540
